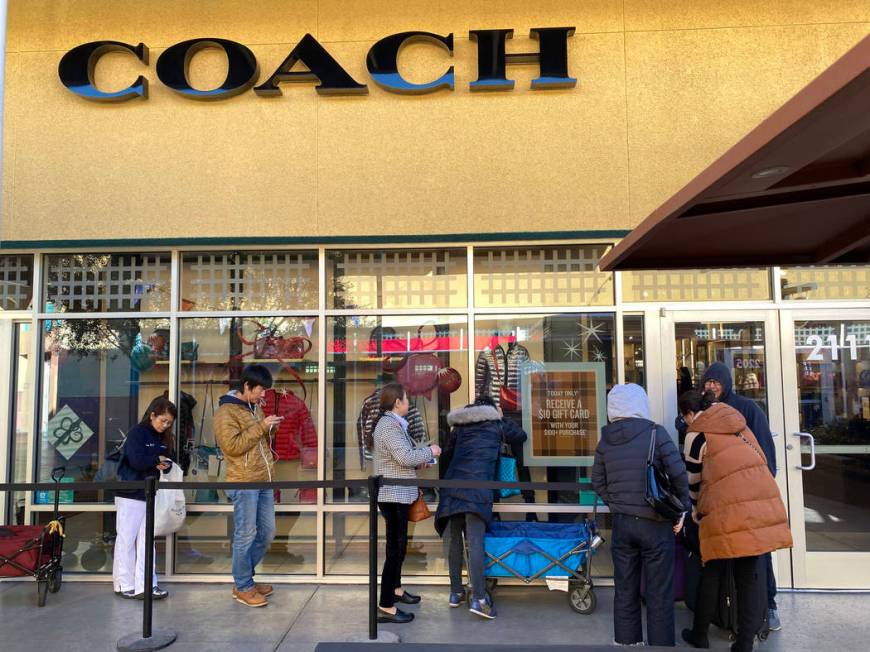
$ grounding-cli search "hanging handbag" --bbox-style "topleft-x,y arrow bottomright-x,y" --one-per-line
496,423 -> 521,498
95,435 -> 126,482
408,490 -> 432,522
490,345 -> 520,411
644,427 -> 685,522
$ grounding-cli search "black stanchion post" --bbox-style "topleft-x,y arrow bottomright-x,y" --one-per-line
368,475 -> 380,641
117,477 -> 177,652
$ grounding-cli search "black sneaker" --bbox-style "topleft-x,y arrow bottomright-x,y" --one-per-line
135,586 -> 169,600
681,628 -> 710,648
117,590 -> 137,600
395,590 -> 421,604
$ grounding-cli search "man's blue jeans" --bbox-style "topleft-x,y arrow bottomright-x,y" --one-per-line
227,489 -> 276,592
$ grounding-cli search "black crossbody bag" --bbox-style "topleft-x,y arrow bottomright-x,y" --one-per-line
645,427 -> 685,522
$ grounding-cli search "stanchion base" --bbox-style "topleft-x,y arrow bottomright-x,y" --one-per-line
117,628 -> 177,652
345,630 -> 401,644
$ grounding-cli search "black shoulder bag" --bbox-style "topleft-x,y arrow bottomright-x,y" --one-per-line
645,427 -> 685,522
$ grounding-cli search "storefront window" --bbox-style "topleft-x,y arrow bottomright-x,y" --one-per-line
473,314 -> 616,507
178,317 -> 319,504
180,250 -> 319,311
623,315 -> 645,387
780,266 -> 870,301
175,512 -> 315,575
327,249 -> 467,309
37,511 -> 165,575
474,245 -> 613,307
43,254 -> 171,312
622,268 -> 771,302
794,319 -> 870,552
326,315 -> 470,503
325,512 -> 444,575
0,255 -> 34,311
38,319 -> 170,502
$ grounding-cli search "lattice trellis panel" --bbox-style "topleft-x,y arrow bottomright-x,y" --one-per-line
623,269 -> 770,302
330,250 -> 465,309
184,252 -> 318,311
474,246 -> 613,307
45,255 -> 170,312
782,266 -> 870,301
0,255 -> 33,310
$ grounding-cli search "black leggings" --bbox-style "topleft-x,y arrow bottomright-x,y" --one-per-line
378,501 -> 410,609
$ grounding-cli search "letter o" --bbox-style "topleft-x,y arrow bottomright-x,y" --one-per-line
156,38 -> 259,100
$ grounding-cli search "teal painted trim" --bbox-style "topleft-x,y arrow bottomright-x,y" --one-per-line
0,230 -> 630,250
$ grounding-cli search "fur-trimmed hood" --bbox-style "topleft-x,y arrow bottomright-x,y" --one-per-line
447,404 -> 502,426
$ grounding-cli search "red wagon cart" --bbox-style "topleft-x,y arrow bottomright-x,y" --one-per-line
0,467 -> 67,606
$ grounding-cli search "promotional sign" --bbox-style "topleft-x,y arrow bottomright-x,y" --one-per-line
521,362 -> 606,467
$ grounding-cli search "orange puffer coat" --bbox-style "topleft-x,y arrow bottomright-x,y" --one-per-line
690,403 -> 792,562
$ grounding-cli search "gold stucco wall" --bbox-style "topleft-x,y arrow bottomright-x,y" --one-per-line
2,1 -> 869,243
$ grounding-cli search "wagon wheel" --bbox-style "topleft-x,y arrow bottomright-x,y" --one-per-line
568,583 -> 596,615
48,567 -> 63,593
37,580 -> 49,607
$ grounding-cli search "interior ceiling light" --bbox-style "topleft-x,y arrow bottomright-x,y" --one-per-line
751,165 -> 791,179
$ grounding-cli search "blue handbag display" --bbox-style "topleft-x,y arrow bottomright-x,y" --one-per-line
497,424 -> 521,498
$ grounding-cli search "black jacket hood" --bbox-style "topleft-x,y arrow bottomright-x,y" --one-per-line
701,361 -> 733,400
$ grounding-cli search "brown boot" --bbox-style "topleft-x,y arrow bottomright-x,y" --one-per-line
232,586 -> 268,607
255,583 -> 273,597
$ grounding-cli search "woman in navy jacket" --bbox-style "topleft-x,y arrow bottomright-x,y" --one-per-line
113,396 -> 177,600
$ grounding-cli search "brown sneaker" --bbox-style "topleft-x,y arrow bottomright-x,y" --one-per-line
232,586 -> 268,608
255,583 -> 273,597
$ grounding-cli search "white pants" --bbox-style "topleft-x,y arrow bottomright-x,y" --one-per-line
113,496 -> 157,594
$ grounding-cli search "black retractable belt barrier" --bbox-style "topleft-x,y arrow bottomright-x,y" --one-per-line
117,475 -> 177,652
0,475 -> 603,650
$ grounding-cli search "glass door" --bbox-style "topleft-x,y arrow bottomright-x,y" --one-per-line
655,310 -> 791,585
781,311 -> 870,588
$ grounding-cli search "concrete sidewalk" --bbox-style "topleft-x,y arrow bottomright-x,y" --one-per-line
0,579 -> 862,651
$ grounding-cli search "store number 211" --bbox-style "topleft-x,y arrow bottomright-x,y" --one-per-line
806,334 -> 870,361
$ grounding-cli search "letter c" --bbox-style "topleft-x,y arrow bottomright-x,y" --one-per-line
58,41 -> 148,102
366,32 -> 454,94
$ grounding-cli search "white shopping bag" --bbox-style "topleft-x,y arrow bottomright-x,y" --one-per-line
154,462 -> 186,536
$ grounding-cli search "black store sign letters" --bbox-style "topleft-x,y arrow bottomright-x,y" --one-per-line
58,28 -> 576,102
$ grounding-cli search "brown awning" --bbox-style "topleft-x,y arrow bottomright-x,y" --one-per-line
599,34 -> 870,271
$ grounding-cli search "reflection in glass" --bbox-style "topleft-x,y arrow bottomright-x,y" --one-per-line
37,511 -> 165,575
473,314 -> 615,509
673,321 -> 767,414
175,512 -> 315,575
781,266 -> 870,301
0,255 -> 34,311
180,251 -> 319,311
794,320 -> 870,552
10,323 -> 33,523
43,254 -> 171,313
622,269 -> 770,302
473,245 -> 613,307
38,319 -> 171,502
178,317 -> 319,504
327,315 -> 469,503
325,512 -> 445,575
623,315 -> 645,388
327,249 -> 467,309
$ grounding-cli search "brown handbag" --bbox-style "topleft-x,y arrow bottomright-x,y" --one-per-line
408,490 -> 432,522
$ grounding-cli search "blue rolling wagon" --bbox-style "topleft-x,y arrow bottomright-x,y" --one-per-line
465,510 -> 604,614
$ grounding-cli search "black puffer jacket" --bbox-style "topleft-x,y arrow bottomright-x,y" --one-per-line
434,404 -> 527,536
591,418 -> 690,522
701,362 -> 777,476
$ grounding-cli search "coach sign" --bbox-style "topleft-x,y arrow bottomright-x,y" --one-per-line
521,362 -> 606,467
58,28 -> 577,102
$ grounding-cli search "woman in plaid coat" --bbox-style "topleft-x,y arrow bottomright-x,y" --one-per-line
373,383 -> 442,624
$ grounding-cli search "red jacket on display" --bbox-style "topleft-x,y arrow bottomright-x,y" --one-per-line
263,388 -> 317,468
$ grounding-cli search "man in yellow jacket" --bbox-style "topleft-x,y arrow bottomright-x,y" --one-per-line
214,364 -> 283,608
